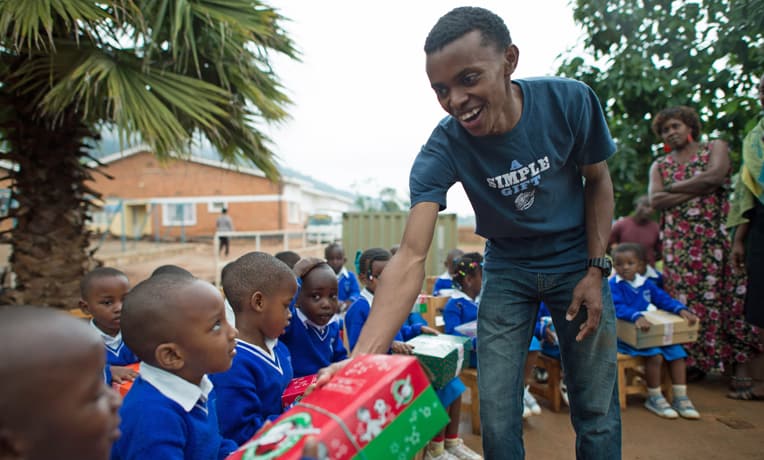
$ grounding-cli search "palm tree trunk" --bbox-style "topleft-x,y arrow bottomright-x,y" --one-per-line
0,90 -> 97,309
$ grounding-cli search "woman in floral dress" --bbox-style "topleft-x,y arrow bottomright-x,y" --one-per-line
648,106 -> 761,385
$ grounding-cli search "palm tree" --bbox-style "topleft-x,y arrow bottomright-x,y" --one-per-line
0,0 -> 297,308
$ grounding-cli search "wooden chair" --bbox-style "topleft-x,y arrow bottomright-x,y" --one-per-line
461,368 -> 480,435
424,275 -> 438,295
418,295 -> 448,329
617,353 -> 672,410
528,353 -> 563,412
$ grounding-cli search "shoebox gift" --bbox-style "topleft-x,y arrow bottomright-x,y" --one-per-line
112,362 -> 141,397
226,354 -> 448,460
617,309 -> 699,349
282,374 -> 317,409
406,334 -> 471,389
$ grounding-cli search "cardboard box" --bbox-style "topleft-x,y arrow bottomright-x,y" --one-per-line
406,334 -> 471,389
227,354 -> 448,460
282,374 -> 317,408
415,295 -> 448,329
617,310 -> 699,349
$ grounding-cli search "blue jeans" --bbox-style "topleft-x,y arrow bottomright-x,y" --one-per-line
477,268 -> 621,459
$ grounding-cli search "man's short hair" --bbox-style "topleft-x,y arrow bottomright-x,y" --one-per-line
80,267 -> 127,298
121,274 -> 199,363
222,252 -> 295,313
424,6 -> 511,54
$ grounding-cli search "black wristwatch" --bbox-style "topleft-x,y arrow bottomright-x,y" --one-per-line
586,257 -> 612,277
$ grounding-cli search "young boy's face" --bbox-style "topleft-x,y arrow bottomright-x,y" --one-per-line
80,275 -> 130,336
613,251 -> 640,282
325,247 -> 345,274
298,265 -> 339,326
24,337 -> 122,460
174,281 -> 238,381
259,277 -> 298,339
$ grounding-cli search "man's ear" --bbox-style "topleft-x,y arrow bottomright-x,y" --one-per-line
0,426 -> 24,459
504,44 -> 519,77
155,343 -> 184,371
250,291 -> 265,312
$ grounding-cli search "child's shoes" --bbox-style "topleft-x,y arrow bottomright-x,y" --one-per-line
645,394 -> 678,419
523,385 -> 542,415
425,442 -> 460,460
444,438 -> 483,460
672,396 -> 700,419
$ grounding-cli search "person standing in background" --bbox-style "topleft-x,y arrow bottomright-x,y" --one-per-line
216,208 -> 234,257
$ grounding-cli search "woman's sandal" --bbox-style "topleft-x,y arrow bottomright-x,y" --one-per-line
727,376 -> 764,400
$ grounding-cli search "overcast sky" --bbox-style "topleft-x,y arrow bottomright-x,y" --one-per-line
263,1 -> 583,216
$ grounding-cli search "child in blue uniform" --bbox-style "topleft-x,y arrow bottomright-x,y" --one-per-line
210,252 -> 298,444
325,243 -> 360,313
0,306 -> 122,460
612,243 -> 701,419
444,253 -> 543,418
111,273 -> 239,460
432,248 -> 464,297
281,257 -> 348,377
79,267 -> 138,386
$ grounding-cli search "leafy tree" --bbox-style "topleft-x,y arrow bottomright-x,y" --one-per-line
0,0 -> 297,308
558,0 -> 764,217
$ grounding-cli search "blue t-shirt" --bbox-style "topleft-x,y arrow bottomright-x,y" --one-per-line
410,77 -> 615,273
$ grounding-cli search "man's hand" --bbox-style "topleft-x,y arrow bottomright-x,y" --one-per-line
679,309 -> 699,326
110,365 -> 138,384
420,326 -> 440,335
306,358 -> 350,396
635,316 -> 652,332
391,341 -> 414,355
566,270 -> 603,342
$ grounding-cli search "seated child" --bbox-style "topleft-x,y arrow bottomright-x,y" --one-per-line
444,252 -> 543,418
347,248 -> 478,460
611,243 -> 700,420
281,257 -> 348,377
151,264 -> 193,278
78,267 -> 138,386
345,248 -> 438,353
211,252 -> 298,444
533,302 -> 568,406
275,250 -> 301,269
0,306 -> 122,460
111,273 -> 239,460
325,243 -> 360,313
432,248 -> 464,297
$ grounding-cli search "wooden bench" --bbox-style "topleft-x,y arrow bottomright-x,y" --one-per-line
528,353 -> 563,412
617,352 -> 672,410
461,368 -> 480,435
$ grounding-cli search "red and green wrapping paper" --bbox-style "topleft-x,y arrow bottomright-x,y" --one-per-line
406,334 -> 472,389
282,374 -> 317,408
226,354 -> 448,460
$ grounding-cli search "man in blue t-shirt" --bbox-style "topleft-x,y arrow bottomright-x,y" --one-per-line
328,6 -> 622,460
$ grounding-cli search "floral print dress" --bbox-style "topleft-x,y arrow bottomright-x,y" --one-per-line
655,142 -> 761,372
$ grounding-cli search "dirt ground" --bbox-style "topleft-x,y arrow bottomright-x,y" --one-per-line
24,238 -> 764,459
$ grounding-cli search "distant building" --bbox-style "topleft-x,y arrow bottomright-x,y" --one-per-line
87,146 -> 353,240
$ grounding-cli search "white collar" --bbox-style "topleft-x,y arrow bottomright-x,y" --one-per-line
614,273 -> 647,289
295,307 -> 334,333
139,362 -> 213,412
337,266 -> 349,278
438,270 -> 451,280
90,319 -> 121,349
644,265 -> 659,278
450,288 -> 476,303
237,337 -> 278,360
360,287 -> 374,305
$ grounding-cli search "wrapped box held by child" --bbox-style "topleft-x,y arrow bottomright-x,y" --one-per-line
617,309 -> 700,349
226,354 -> 448,460
282,374 -> 317,409
406,334 -> 472,389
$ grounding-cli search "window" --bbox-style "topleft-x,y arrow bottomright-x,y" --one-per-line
162,203 -> 196,226
287,202 -> 300,224
208,201 -> 227,213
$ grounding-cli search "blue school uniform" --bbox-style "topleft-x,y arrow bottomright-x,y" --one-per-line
644,265 -> 664,290
345,289 -> 424,352
336,267 -> 361,304
90,320 -> 138,384
209,339 -> 293,445
534,303 -> 560,359
432,271 -> 454,296
611,274 -> 688,361
112,363 -> 237,460
280,305 -> 347,377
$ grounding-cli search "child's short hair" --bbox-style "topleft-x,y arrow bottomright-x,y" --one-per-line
293,257 -> 332,281
222,252 -> 295,313
274,250 -> 301,269
121,273 -> 199,363
613,242 -> 646,263
356,248 -> 391,281
80,266 -> 127,298
151,264 -> 193,278
324,243 -> 343,258
452,252 -> 483,290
